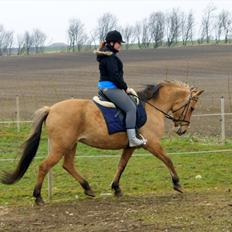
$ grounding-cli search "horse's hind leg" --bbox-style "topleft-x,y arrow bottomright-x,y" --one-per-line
33,146 -> 64,205
63,143 -> 95,197
111,148 -> 135,197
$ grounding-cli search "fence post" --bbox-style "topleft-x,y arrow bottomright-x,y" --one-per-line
220,96 -> 225,144
16,96 -> 20,132
47,139 -> 52,200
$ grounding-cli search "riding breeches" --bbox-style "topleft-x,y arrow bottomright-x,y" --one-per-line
101,88 -> 136,129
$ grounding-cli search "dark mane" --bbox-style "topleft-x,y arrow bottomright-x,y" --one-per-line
137,84 -> 163,102
137,81 -> 190,102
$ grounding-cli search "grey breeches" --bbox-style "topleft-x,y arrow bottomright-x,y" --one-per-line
102,88 -> 136,129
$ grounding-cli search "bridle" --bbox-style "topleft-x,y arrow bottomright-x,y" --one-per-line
141,91 -> 198,126
171,92 -> 198,126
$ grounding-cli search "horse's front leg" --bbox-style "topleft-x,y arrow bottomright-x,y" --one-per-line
144,142 -> 183,193
111,148 -> 135,197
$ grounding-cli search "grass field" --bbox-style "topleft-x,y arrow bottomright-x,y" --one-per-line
0,125 -> 232,231
0,124 -> 231,205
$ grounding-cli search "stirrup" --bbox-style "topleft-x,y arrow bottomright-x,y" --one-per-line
129,135 -> 147,147
137,133 -> 147,145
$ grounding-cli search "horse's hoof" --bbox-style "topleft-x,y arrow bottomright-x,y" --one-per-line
35,197 -> 45,206
114,189 -> 123,197
84,189 -> 96,197
173,185 -> 183,193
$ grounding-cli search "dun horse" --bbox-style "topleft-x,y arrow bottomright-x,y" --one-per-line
1,81 -> 203,205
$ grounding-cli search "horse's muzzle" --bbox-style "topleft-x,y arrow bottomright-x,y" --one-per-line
175,126 -> 187,136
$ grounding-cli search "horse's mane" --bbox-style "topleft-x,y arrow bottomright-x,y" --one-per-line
137,80 -> 190,101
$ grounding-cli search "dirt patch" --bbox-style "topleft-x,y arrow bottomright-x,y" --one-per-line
1,191 -> 232,232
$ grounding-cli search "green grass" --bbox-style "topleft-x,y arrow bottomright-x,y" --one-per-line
0,123 -> 232,205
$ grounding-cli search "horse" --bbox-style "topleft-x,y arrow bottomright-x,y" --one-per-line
1,80 -> 204,205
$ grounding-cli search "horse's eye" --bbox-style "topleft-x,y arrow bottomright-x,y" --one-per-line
190,107 -> 194,112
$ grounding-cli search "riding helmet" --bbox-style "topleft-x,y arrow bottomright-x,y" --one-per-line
105,30 -> 125,43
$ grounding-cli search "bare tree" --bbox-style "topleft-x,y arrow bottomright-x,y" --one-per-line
141,18 -> 151,48
0,25 -> 14,56
220,10 -> 232,43
149,11 -> 165,48
0,25 -> 6,55
96,13 -> 118,41
23,31 -> 34,55
33,29 -> 47,53
122,25 -> 134,49
88,31 -> 98,50
3,31 -> 14,55
17,34 -> 25,55
67,18 -> 86,52
200,4 -> 216,43
166,9 -> 182,47
181,11 -> 194,46
134,22 -> 142,48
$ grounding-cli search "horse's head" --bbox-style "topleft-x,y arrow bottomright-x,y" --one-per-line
137,81 -> 204,136
170,86 -> 204,136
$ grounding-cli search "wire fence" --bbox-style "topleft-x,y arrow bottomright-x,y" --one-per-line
0,96 -> 231,199
0,96 -> 232,140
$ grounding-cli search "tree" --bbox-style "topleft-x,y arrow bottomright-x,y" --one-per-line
134,22 -> 142,48
141,18 -> 151,48
17,34 -> 25,55
96,13 -> 118,41
67,18 -> 86,52
181,11 -> 194,46
220,10 -> 232,43
200,4 -> 216,43
0,25 -> 6,55
32,29 -> 47,53
149,11 -> 165,48
166,9 -> 182,47
0,25 -> 14,56
122,25 -> 134,49
3,31 -> 14,55
23,31 -> 34,55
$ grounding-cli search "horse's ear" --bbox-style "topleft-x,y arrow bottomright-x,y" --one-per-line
195,90 -> 204,96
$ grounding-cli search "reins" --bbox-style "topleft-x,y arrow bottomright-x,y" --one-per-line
99,90 -> 195,125
130,92 -> 197,125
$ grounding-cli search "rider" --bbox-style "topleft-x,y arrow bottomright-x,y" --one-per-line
96,30 -> 146,147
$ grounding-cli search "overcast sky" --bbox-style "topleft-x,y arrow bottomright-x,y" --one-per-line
0,0 -> 232,45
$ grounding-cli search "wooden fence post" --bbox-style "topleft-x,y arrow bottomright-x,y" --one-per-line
48,139 -> 52,200
16,96 -> 20,132
221,96 -> 225,144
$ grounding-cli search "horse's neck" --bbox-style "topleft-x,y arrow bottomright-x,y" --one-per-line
152,87 -> 189,113
148,97 -> 172,114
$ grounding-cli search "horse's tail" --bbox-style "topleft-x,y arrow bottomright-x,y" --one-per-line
1,106 -> 50,184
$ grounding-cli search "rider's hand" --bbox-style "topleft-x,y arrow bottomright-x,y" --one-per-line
126,88 -> 131,94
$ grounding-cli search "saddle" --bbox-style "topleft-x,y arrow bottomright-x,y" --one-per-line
93,90 -> 147,134
93,88 -> 139,108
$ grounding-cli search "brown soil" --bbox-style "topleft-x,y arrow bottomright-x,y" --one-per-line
0,45 -> 232,135
0,191 -> 232,232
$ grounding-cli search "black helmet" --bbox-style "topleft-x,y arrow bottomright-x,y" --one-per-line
105,30 -> 125,43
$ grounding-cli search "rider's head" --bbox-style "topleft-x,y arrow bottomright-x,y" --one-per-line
105,30 -> 125,51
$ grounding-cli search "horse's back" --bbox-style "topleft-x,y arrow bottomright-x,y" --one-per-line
45,98 -> 128,149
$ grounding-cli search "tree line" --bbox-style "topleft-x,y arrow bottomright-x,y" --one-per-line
0,5 -> 232,56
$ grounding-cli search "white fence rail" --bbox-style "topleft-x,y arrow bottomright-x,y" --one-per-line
1,96 -> 231,143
